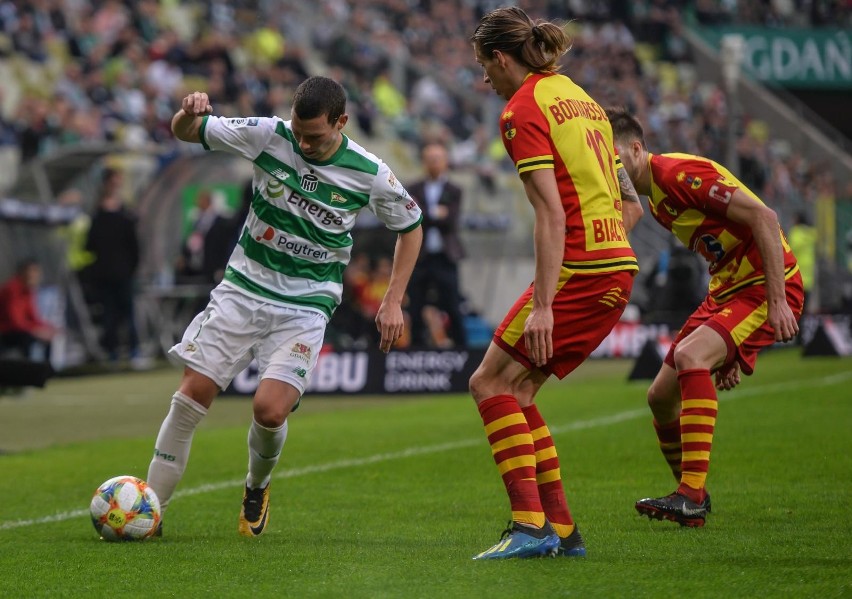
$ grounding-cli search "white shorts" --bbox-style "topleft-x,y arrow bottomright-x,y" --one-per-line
168,285 -> 327,394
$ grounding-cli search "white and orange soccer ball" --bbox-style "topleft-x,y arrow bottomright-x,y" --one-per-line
89,475 -> 161,541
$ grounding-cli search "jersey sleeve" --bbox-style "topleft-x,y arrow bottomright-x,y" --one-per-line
501,103 -> 553,175
199,115 -> 277,161
367,162 -> 423,232
670,159 -> 740,216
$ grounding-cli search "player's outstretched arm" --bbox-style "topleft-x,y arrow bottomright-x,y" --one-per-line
375,226 -> 423,353
172,92 -> 214,144
726,190 -> 799,342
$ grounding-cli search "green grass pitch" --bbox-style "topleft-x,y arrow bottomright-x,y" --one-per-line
0,349 -> 850,598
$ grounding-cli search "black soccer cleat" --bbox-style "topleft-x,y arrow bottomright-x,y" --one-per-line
635,491 -> 707,527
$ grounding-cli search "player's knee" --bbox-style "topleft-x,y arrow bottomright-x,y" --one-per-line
253,402 -> 289,428
468,369 -> 493,403
178,369 -> 219,407
672,343 -> 702,371
646,382 -> 668,410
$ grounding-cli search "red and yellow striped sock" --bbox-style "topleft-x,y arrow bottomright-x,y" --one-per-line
653,418 -> 682,482
522,404 -> 574,538
677,368 -> 718,504
478,395 -> 544,528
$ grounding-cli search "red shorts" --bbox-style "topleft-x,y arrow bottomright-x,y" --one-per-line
494,269 -> 635,379
664,271 -> 805,375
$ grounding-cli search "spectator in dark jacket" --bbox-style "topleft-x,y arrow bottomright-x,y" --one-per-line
85,168 -> 142,364
406,142 -> 467,348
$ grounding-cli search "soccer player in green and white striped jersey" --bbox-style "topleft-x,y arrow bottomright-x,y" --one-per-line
147,77 -> 423,537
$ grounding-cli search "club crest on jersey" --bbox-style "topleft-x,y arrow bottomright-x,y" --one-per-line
504,120 -> 516,140
677,171 -> 702,189
290,342 -> 312,362
330,191 -> 346,204
301,173 -> 319,193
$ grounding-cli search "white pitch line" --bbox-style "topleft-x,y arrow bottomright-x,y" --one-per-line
2,371 -> 850,532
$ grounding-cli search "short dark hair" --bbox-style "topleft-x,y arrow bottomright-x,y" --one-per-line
292,76 -> 347,125
605,106 -> 647,149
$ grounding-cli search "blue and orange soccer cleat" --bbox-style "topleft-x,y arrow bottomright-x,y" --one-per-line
472,520 -> 560,560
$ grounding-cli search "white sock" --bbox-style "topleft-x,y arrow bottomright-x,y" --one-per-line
147,392 -> 207,513
246,419 -> 288,489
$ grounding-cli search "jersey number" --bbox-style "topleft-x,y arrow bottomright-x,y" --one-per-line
585,129 -> 618,197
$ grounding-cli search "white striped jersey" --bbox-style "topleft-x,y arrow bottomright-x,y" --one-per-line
199,115 -> 423,319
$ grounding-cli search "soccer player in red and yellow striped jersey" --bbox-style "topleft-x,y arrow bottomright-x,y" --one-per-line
468,7 -> 642,560
607,107 -> 803,527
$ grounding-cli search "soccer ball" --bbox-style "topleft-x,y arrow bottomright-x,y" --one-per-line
89,475 -> 161,541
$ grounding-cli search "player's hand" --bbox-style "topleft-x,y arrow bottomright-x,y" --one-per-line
768,298 -> 799,342
375,301 -> 404,354
181,92 -> 213,117
715,361 -> 741,391
523,307 -> 553,368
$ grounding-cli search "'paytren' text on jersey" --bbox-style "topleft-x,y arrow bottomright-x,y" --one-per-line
200,115 -> 422,318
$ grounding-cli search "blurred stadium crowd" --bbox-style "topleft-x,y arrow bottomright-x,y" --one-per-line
1,0 -> 847,219
0,0 -> 849,366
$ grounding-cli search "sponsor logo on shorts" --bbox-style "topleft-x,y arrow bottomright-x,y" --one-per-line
292,367 -> 307,378
185,342 -> 197,352
719,308 -> 733,317
290,342 -> 312,362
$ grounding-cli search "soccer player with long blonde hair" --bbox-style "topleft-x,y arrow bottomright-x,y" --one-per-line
468,7 -> 642,560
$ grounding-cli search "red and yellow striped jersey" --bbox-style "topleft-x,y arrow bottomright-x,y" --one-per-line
500,73 -> 637,274
647,152 -> 798,300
